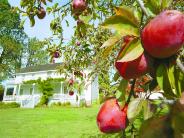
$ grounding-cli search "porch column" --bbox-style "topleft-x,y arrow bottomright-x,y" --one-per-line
60,82 -> 63,94
3,87 -> 7,101
32,83 -> 35,107
18,84 -> 21,96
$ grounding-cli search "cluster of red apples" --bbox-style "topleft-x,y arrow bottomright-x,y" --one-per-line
97,10 -> 184,133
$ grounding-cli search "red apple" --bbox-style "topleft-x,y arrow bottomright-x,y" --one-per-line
72,0 -> 87,15
69,91 -> 74,96
141,10 -> 184,58
97,98 -> 128,133
69,79 -> 74,85
76,41 -> 81,46
37,7 -> 46,19
53,51 -> 60,58
115,53 -> 152,80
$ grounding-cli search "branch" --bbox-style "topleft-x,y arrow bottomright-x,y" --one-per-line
136,0 -> 149,17
177,58 -> 184,73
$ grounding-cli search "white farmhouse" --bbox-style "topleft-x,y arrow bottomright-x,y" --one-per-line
2,63 -> 99,108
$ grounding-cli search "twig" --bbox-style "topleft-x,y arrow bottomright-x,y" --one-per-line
176,58 -> 184,73
126,79 -> 136,104
136,0 -> 149,17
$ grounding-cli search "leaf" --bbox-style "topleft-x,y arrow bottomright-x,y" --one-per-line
156,64 -> 176,99
79,15 -> 91,24
174,66 -> 184,97
19,19 -> 26,28
115,6 -> 140,27
101,35 -> 122,58
117,79 -> 128,102
118,79 -> 128,92
168,65 -> 176,94
117,38 -> 144,62
101,44 -> 115,58
127,98 -> 144,122
113,72 -> 120,82
101,15 -> 139,36
143,100 -> 157,120
101,35 -> 122,49
145,0 -> 173,14
65,20 -> 69,27
139,116 -> 173,138
161,0 -> 173,9
29,16 -> 35,27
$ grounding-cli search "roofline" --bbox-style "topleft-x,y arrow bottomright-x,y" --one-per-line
16,69 -> 57,75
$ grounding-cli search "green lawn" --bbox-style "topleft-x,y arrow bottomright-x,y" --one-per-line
0,106 -> 119,138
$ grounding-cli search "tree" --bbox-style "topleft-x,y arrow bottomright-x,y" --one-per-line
16,0 -> 184,137
26,37 -> 49,67
0,0 -> 27,81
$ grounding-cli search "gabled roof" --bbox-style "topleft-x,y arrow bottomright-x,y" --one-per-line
17,63 -> 61,74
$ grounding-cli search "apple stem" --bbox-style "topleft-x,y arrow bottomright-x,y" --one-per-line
176,58 -> 184,73
136,0 -> 150,17
126,79 -> 136,104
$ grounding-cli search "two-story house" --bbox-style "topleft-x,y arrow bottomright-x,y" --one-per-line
3,63 -> 99,108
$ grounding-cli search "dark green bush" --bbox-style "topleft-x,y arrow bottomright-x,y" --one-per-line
0,85 -> 4,101
50,102 -> 71,107
0,102 -> 20,109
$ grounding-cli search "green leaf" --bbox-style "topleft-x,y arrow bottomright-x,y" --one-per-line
101,44 -> 114,58
101,15 -> 139,36
161,0 -> 173,9
139,116 -> 173,138
79,15 -> 91,24
143,100 -> 157,120
101,35 -> 122,58
145,0 -> 173,14
174,66 -> 184,97
117,79 -> 128,102
19,19 -> 26,28
127,98 -> 144,122
101,35 -> 122,48
115,6 -> 140,27
113,72 -> 120,82
118,79 -> 128,92
156,64 -> 176,99
29,16 -> 35,27
117,38 -> 144,62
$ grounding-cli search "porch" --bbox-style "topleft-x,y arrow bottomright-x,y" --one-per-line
3,82 -> 82,108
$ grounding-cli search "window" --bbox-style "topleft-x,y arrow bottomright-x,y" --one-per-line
6,88 -> 14,95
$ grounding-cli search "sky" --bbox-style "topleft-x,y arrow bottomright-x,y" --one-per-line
8,0 -> 75,41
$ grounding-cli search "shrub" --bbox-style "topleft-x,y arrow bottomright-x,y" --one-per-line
0,85 -> 4,101
0,102 -> 20,109
50,102 -> 71,107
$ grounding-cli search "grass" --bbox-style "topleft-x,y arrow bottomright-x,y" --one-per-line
0,105 -> 119,138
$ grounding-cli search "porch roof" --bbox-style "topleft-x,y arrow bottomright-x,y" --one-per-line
17,63 -> 61,74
